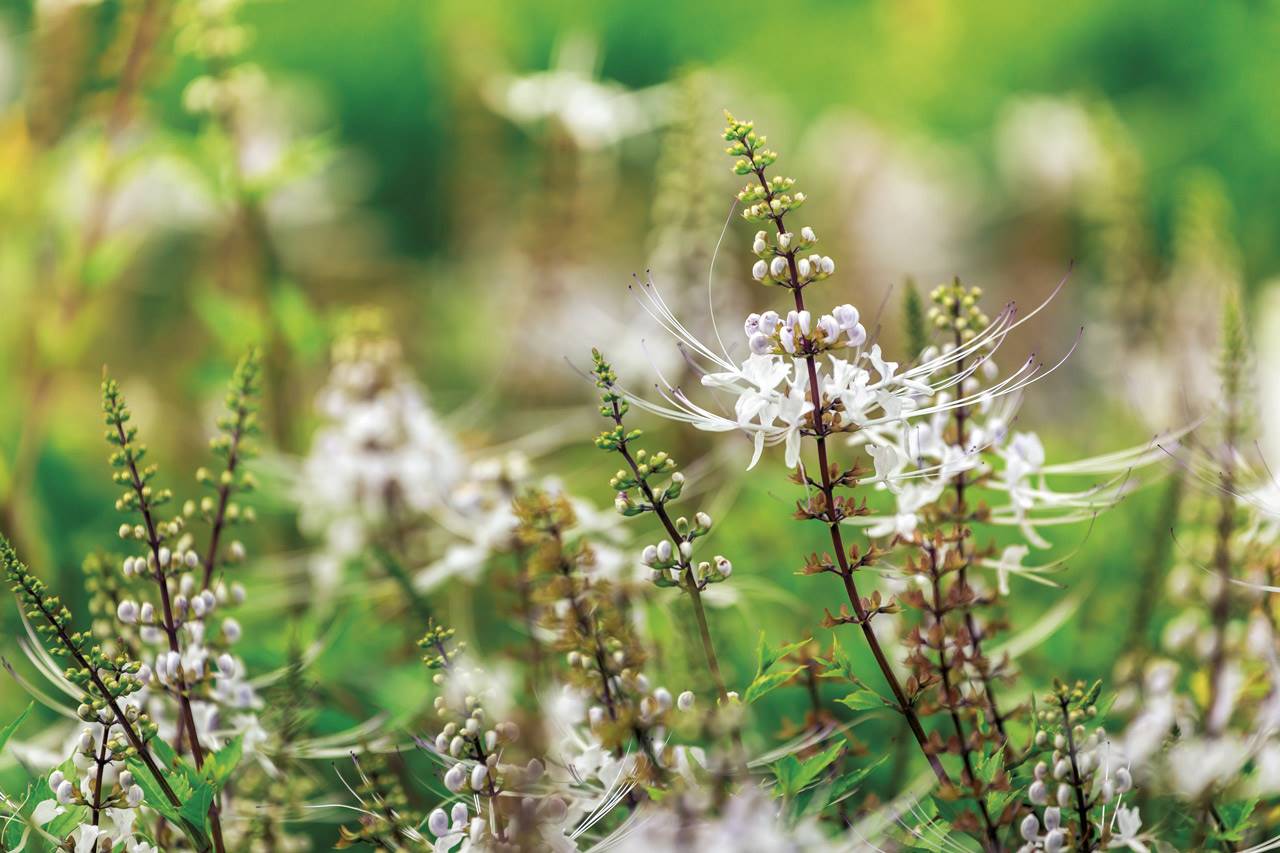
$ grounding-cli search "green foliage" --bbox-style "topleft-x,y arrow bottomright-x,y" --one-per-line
771,741 -> 844,800
743,632 -> 809,703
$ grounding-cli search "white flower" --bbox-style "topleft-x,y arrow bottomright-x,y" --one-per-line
1108,805 -> 1149,852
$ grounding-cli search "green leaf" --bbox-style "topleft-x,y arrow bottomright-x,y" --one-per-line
827,754 -> 888,803
753,631 -> 812,679
771,742 -> 844,798
836,688 -> 889,712
973,748 -> 1003,785
744,665 -> 804,704
817,635 -> 858,682
0,701 -> 34,755
126,757 -> 181,823
178,777 -> 216,834
149,735 -> 178,768
46,805 -> 90,840
1212,797 -> 1258,842
202,734 -> 244,790
985,788 -> 1018,818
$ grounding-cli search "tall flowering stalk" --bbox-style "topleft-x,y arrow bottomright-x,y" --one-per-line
3,537 -> 186,848
1018,680 -> 1143,852
517,489 -> 674,784
102,377 -> 229,852
195,349 -> 262,592
592,350 -> 732,705
720,113 -> 949,784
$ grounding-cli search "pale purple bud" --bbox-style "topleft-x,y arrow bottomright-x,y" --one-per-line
759,310 -> 781,334
428,808 -> 450,837
470,764 -> 488,790
817,315 -> 840,344
1019,814 -> 1039,842
443,763 -> 466,792
752,260 -> 767,281
744,313 -> 762,337
677,690 -> 695,711
769,256 -> 787,278
832,304 -> 860,330
116,600 -> 138,624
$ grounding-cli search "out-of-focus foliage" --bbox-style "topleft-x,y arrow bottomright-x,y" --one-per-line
1,0 -> 1279,850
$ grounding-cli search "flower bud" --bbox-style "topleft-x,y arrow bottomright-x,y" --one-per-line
116,600 -> 138,624
1056,784 -> 1072,808
714,556 -> 732,578
428,808 -> 450,837
752,260 -> 767,281
677,691 -> 695,711
1019,814 -> 1039,842
443,763 -> 467,792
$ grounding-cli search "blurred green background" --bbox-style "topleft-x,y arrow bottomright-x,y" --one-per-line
0,0 -> 1275,834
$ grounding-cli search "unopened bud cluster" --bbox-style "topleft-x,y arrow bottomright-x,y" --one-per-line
724,114 -> 808,223
748,227 -> 834,289
929,279 -> 990,341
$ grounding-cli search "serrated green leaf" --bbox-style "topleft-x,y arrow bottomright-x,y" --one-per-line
202,733 -> 244,790
827,754 -> 888,803
1212,797 -> 1258,842
817,635 -> 858,683
126,757 -> 181,823
744,665 -> 804,704
178,778 -> 215,834
974,748 -> 1003,785
772,742 -> 844,798
836,688 -> 888,712
46,804 -> 90,840
753,631 -> 812,680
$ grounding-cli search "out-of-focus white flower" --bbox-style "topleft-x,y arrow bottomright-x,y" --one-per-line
997,96 -> 1102,200
484,34 -> 667,151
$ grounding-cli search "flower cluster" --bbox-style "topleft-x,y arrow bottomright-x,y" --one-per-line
3,536 -> 176,851
518,489 -> 675,783
743,303 -> 866,356
1019,680 -> 1144,852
